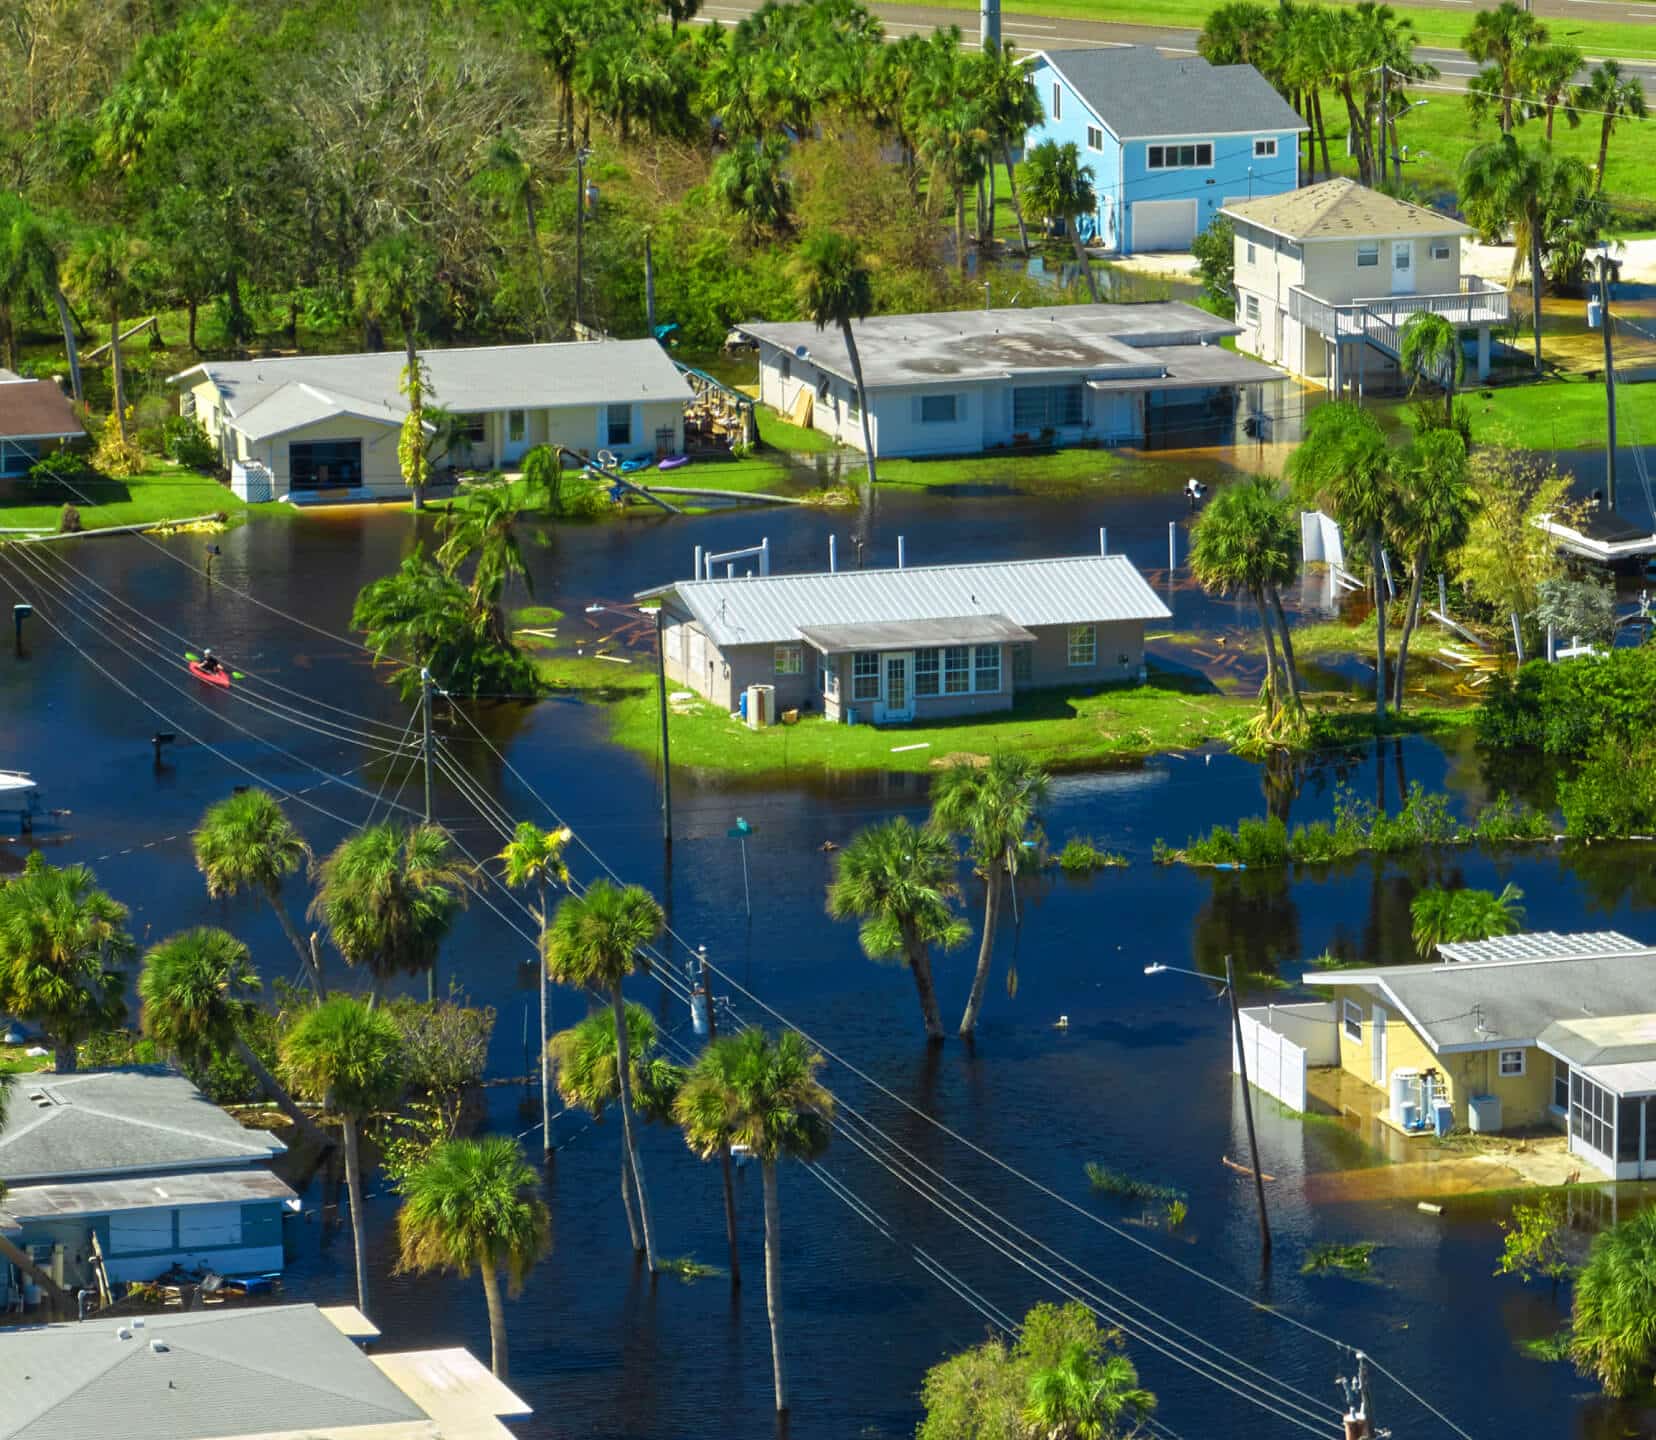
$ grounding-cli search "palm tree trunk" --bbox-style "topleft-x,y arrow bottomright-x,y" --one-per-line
2,303 -> 16,373
610,985 -> 657,1271
954,187 -> 966,275
984,156 -> 997,247
903,925 -> 944,1042
1371,532 -> 1388,720
1597,119 -> 1611,192
480,1263 -> 509,1378
1392,543 -> 1428,712
1267,587 -> 1305,713
1529,228 -> 1544,375
110,305 -> 127,441
1003,141 -> 1030,255
233,1035 -> 333,1152
343,1114 -> 372,1317
718,1142 -> 741,1287
840,320 -> 879,487
187,298 -> 200,353
53,1035 -> 77,1073
762,1157 -> 788,1413
1253,586 -> 1281,720
1314,92 -> 1333,181
619,1149 -> 643,1252
958,864 -> 1003,1038
53,287 -> 83,403
268,890 -> 320,992
1070,228 -> 1101,303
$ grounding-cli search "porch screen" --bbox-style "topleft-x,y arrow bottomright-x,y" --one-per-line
1012,385 -> 1084,431
288,439 -> 363,490
1571,1070 -> 1614,1158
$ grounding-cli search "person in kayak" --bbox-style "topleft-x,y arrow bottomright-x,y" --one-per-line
198,648 -> 223,675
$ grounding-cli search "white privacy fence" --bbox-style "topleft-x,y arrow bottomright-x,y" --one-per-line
1232,1002 -> 1339,1113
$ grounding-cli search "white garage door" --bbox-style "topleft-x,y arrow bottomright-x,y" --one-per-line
1132,199 -> 1198,253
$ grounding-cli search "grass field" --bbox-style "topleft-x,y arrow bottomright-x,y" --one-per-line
0,463 -> 251,533
1374,375 -> 1651,451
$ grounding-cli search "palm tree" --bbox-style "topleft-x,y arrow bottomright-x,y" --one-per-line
1019,140 -> 1102,302
0,200 -> 82,400
545,879 -> 666,1272
474,133 -> 553,341
138,928 -> 330,1150
280,996 -> 405,1318
794,230 -> 878,486
1025,1339 -> 1156,1440
1389,430 -> 1473,710
193,789 -> 319,994
1570,1205 -> 1656,1395
976,40 -> 1043,255
310,822 -> 468,1004
354,231 -> 440,508
1572,61 -> 1648,193
676,1028 -> 832,1414
1460,132 -> 1551,374
1399,311 -> 1464,428
1288,403 -> 1396,719
437,486 -> 536,647
931,755 -> 1049,1039
826,817 -> 967,1042
1464,1 -> 1548,133
498,822 -> 572,1160
712,136 -> 795,239
1409,883 -> 1524,956
1197,1 -> 1278,67
549,1003 -> 684,1254
396,1136 -> 552,1379
63,227 -> 142,441
916,93 -> 989,273
0,853 -> 132,1072
1519,43 -> 1584,141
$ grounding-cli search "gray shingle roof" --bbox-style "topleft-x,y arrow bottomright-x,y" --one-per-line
1437,931 -> 1644,965
642,553 -> 1171,649
1222,178 -> 1469,241
0,1069 -> 284,1184
1039,47 -> 1307,141
0,1305 -> 429,1440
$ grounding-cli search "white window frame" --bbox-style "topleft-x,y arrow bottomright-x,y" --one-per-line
974,644 -> 1001,693
1253,137 -> 1278,158
774,645 -> 803,676
1499,1048 -> 1526,1078
1246,239 -> 1256,264
1430,240 -> 1452,261
1146,142 -> 1213,170
1086,125 -> 1104,152
914,648 -> 940,697
1245,294 -> 1260,324
1356,242 -> 1380,269
1067,625 -> 1096,667
851,652 -> 880,702
1343,1000 -> 1364,1044
919,394 -> 957,425
943,645 -> 971,695
606,403 -> 632,446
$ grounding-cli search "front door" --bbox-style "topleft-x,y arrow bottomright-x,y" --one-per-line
883,653 -> 913,723
1390,240 -> 1414,296
1372,1004 -> 1388,1087
504,409 -> 529,464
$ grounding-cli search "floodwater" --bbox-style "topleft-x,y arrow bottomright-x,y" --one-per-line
2,479 -> 1654,1440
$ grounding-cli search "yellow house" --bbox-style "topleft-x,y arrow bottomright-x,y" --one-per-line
169,340 -> 692,503
1308,931 -> 1656,1178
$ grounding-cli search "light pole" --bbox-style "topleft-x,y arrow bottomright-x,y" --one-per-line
1145,957 -> 1271,1258
585,602 -> 672,846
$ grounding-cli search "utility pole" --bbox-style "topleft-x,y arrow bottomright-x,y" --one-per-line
574,148 -> 589,332
654,606 -> 673,847
699,945 -> 742,1288
1225,955 -> 1271,1258
980,0 -> 1000,49
1377,64 -> 1389,186
420,666 -> 436,1002
1599,251 -> 1618,512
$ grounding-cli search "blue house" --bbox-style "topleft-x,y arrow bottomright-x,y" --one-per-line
1024,47 -> 1306,256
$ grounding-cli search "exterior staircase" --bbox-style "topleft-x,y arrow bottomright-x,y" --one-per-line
1289,276 -> 1509,387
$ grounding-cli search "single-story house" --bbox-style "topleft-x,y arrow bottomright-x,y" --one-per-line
1023,47 -> 1306,254
1266,931 -> 1656,1180
0,1068 -> 294,1307
639,551 -> 1171,721
170,340 -> 693,502
0,1303 -> 532,1440
738,303 -> 1285,458
0,369 -> 83,479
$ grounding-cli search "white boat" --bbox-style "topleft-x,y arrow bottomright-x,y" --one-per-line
0,771 -> 42,830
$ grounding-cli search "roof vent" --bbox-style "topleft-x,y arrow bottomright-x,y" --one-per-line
149,1339 -> 170,1354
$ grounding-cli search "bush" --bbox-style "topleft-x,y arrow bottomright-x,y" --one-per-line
163,415 -> 220,470
1085,1162 -> 1186,1201
1473,792 -> 1554,844
91,411 -> 146,478
1190,215 -> 1235,318
384,995 -> 495,1097
1559,740 -> 1656,839
1478,649 -> 1656,759
1055,836 -> 1126,872
59,503 -> 82,533
1289,819 -> 1361,865
1183,815 -> 1290,866
24,447 -> 93,500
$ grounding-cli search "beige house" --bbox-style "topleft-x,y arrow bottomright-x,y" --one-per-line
171,341 -> 692,502
1223,180 -> 1508,392
639,552 -> 1171,723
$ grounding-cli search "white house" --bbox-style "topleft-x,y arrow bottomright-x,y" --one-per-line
171,340 -> 693,502
1223,179 -> 1508,392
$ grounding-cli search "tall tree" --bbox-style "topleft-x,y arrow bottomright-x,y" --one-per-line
1570,1205 -> 1656,1396
1398,311 -> 1464,429
931,754 -> 1049,1039
1019,140 -> 1102,302
545,879 -> 666,1272
975,40 -> 1042,255
63,227 -> 142,441
676,1028 -> 833,1415
193,788 -> 319,994
498,821 -> 572,1160
1519,43 -> 1584,141
0,853 -> 132,1072
1389,429 -> 1473,710
138,927 -> 329,1150
281,996 -> 405,1319
1460,132 -> 1554,374
1464,1 -> 1549,133
0,197 -> 79,395
355,231 -> 440,507
712,136 -> 796,240
1571,61 -> 1647,193
396,1136 -> 552,1379
794,229 -> 879,485
437,485 -> 536,647
474,131 -> 554,341
1410,884 -> 1524,956
1025,1340 -> 1156,1440
826,816 -> 967,1042
1197,1 -> 1278,67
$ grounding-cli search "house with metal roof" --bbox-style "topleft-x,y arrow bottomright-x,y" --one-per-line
639,550 -> 1171,723
1288,931 -> 1656,1178
1022,47 -> 1307,255
0,369 -> 83,480
0,1302 -> 531,1440
737,303 -> 1285,459
0,1069 -> 296,1311
1222,179 -> 1509,392
169,340 -> 693,502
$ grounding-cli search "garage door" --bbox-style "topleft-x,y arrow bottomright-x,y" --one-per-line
1132,199 -> 1198,253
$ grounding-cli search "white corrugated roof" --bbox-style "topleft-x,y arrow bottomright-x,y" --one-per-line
1436,931 -> 1645,965
641,554 -> 1171,648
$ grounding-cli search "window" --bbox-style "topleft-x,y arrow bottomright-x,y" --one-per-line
1430,241 -> 1452,261
1011,643 -> 1033,686
1343,1000 -> 1364,1044
1146,142 -> 1212,169
1067,625 -> 1096,667
1393,241 -> 1411,272
1357,242 -> 1380,268
1246,240 -> 1256,264
920,394 -> 958,424
288,439 -> 362,491
507,409 -> 526,443
1253,137 -> 1278,158
944,645 -> 971,694
1012,384 -> 1085,431
1086,125 -> 1104,152
1245,294 -> 1260,324
1554,1058 -> 1570,1112
1498,1048 -> 1525,1078
973,645 -> 1001,693
914,648 -> 940,696
822,665 -> 839,698
1618,1097 -> 1644,1163
454,414 -> 487,445
1571,1070 -> 1616,1158
607,403 -> 632,446
1052,83 -> 1061,121
852,652 -> 880,702
774,645 -> 803,675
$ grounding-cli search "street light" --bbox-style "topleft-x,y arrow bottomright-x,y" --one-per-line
585,601 -> 673,846
1144,957 -> 1271,1258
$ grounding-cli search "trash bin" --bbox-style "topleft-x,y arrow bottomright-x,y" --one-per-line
738,692 -> 748,722
1432,1099 -> 1454,1138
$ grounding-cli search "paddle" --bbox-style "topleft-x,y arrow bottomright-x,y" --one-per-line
184,652 -> 245,680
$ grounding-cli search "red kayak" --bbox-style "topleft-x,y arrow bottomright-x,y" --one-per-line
188,661 -> 231,689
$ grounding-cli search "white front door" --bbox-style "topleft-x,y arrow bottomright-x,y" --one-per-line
1391,241 -> 1414,296
1372,1004 -> 1388,1087
882,652 -> 913,723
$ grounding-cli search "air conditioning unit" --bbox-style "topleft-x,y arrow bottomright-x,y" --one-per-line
745,684 -> 775,730
1468,1093 -> 1502,1133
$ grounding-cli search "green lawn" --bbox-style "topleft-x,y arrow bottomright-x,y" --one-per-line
755,405 -> 835,454
1379,376 -> 1648,451
0,463 -> 251,534
877,446 -> 1128,491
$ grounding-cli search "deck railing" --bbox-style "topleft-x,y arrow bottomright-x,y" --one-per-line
1290,276 -> 1509,339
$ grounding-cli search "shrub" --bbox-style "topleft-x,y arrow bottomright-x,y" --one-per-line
58,503 -> 82,533
384,995 -> 495,1097
1473,792 -> 1554,844
1056,836 -> 1126,872
163,414 -> 220,470
24,447 -> 93,500
1183,815 -> 1290,866
1560,740 -> 1656,839
91,411 -> 145,478
1570,1205 -> 1656,1395
1085,1162 -> 1186,1202
1302,1241 -> 1377,1275
1289,819 -> 1359,865
1478,650 -> 1656,759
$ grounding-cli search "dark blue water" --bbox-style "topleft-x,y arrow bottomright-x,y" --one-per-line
2,497 -> 1652,1440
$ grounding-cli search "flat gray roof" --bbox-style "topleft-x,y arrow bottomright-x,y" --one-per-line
0,1167 -> 297,1227
0,1304 -> 428,1440
799,615 -> 1036,655
737,303 -> 1242,391
1084,344 -> 1287,393
0,1069 -> 284,1184
642,553 -> 1171,649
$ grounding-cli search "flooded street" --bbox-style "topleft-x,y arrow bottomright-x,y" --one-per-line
3,489 -> 1654,1440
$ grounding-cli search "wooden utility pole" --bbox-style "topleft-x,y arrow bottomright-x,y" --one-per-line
1599,251 -> 1618,512
1225,955 -> 1271,1258
1377,64 -> 1389,186
699,945 -> 741,1288
654,606 -> 673,847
